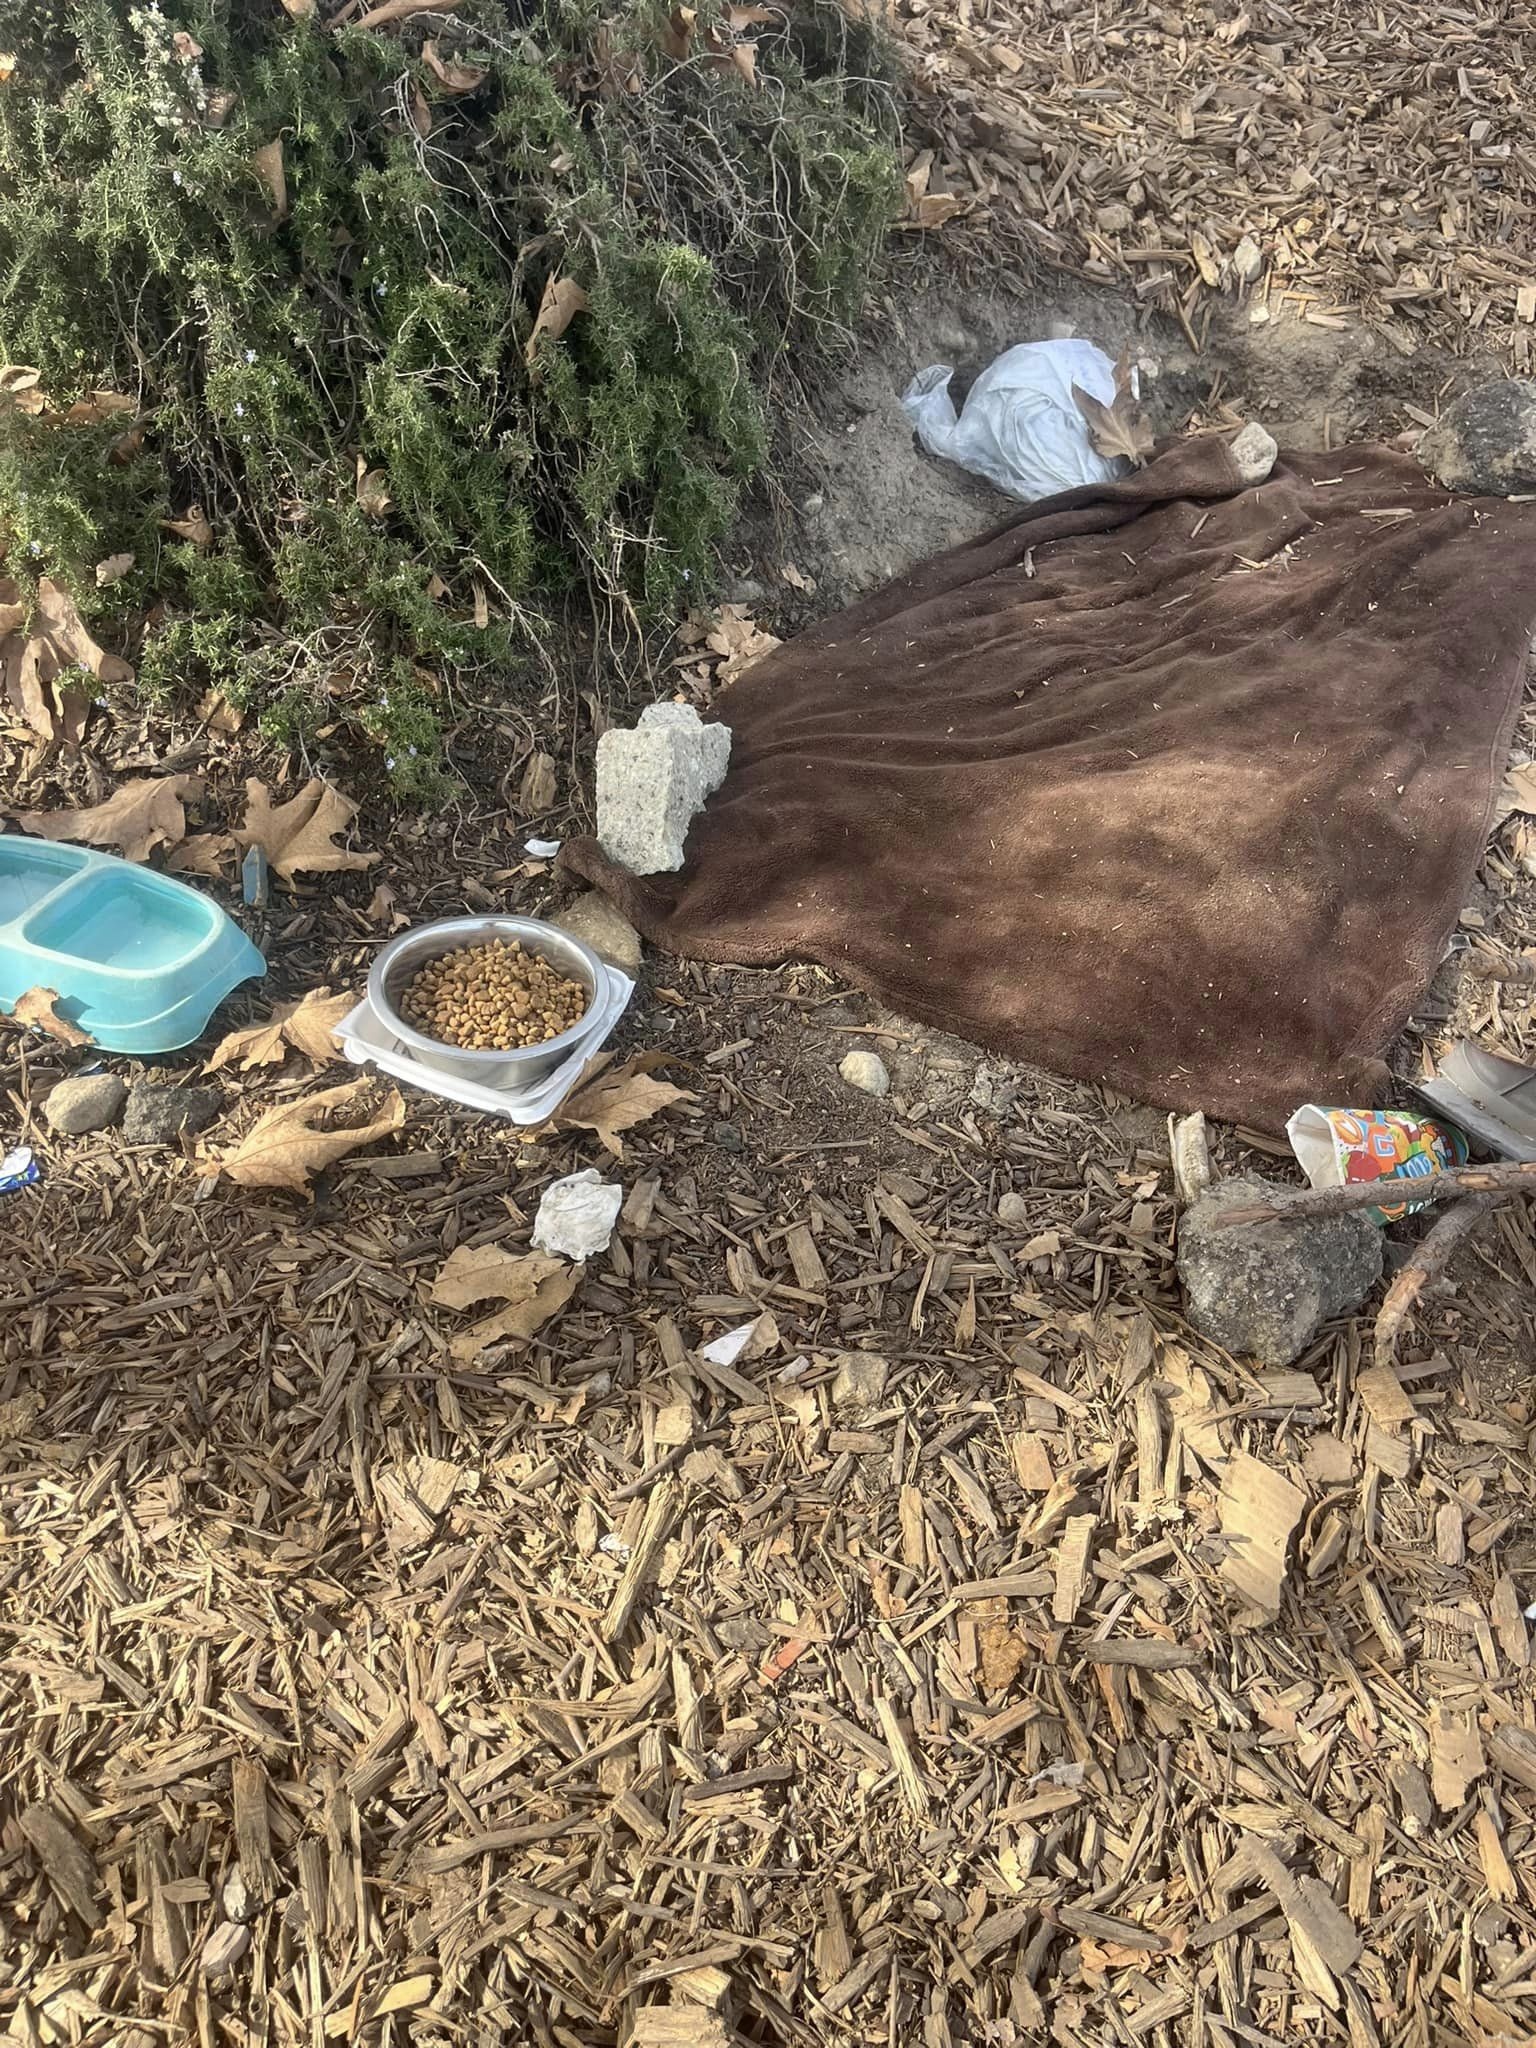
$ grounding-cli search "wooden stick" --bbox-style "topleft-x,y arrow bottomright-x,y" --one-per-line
1373,1194 -> 1501,1364
1214,1160 -> 1536,1229
1462,949 -> 1536,986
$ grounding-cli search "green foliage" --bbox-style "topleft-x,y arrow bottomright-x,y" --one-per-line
0,0 -> 899,789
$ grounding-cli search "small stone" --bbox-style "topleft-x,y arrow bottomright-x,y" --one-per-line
1176,1173 -> 1383,1368
44,1073 -> 126,1136
1232,233 -> 1264,283
1228,420 -> 1278,487
1045,316 -> 1076,340
997,1191 -> 1030,1227
1094,202 -> 1133,235
552,892 -> 643,975
122,1083 -> 221,1146
1248,304 -> 1271,327
201,1921 -> 251,1978
831,1350 -> 889,1410
800,492 -> 825,516
596,703 -> 732,875
838,1049 -> 890,1097
712,1120 -> 743,1153
1419,379 -> 1536,497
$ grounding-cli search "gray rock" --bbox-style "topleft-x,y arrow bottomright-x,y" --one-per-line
553,892 -> 643,974
831,1351 -> 889,1410
1176,1173 -> 1383,1367
45,1073 -> 126,1136
595,703 -> 732,875
1229,421 -> 1278,487
1419,380 -> 1536,497
1232,233 -> 1265,283
997,1190 -> 1031,1227
123,1083 -> 221,1146
838,1049 -> 890,1097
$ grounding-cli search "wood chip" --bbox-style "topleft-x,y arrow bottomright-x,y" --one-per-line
1218,1451 -> 1304,1616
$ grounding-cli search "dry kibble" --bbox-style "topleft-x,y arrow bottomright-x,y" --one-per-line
402,939 -> 587,1051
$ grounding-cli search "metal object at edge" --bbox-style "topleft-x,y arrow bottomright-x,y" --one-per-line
367,915 -> 605,1090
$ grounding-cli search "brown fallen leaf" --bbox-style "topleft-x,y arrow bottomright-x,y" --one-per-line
278,0 -> 315,17
355,454 -> 393,518
0,366 -> 41,398
552,1053 -> 695,1158
196,688 -> 244,734
409,81 -> 432,138
62,390 -> 136,426
234,777 -> 377,884
3,577 -> 133,743
200,1079 -> 405,1194
205,988 -> 355,1073
16,775 -> 203,865
1072,381 -> 1155,467
162,506 -> 215,548
430,1244 -> 579,1357
95,552 -> 135,588
662,4 -> 697,57
518,749 -> 557,814
164,832 -> 236,877
352,0 -> 460,29
525,276 -> 589,371
705,603 -> 781,686
422,38 -> 486,91
252,138 -> 287,217
7,987 -> 92,1048
365,881 -> 409,930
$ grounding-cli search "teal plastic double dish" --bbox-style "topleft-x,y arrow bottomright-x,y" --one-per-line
0,836 -> 265,1053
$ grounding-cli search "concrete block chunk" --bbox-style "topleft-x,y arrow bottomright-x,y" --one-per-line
596,704 -> 731,875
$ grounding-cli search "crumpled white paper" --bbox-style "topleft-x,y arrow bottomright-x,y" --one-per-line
531,1168 -> 622,1261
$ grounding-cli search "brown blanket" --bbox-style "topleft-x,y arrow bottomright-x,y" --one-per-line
564,438 -> 1536,1130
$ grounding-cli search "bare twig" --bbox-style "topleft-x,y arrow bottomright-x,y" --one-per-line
1214,1160 -> 1536,1229
1373,1194 -> 1502,1363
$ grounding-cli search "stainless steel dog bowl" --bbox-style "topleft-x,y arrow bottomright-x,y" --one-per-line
367,915 -> 604,1089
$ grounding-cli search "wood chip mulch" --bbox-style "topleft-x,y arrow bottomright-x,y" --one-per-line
887,0 -> 1536,367
1,889 -> 1534,2045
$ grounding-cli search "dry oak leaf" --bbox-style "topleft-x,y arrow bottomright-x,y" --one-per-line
705,603 -> 781,685
95,552 -> 135,588
200,1079 -> 405,1194
525,276 -> 589,370
518,748 -> 558,815
164,832 -> 236,878
162,506 -> 215,548
6,987 -> 92,1048
205,987 -> 355,1073
1072,346 -> 1154,468
422,38 -> 486,90
355,454 -> 393,518
252,138 -> 287,217
553,1052 -> 695,1158
430,1245 -> 579,1357
234,777 -> 378,883
16,775 -> 202,865
5,576 -> 135,747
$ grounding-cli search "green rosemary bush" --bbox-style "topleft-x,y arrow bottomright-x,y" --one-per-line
0,0 -> 898,788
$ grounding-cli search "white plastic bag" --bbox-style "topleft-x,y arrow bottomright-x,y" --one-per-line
902,338 -> 1124,502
